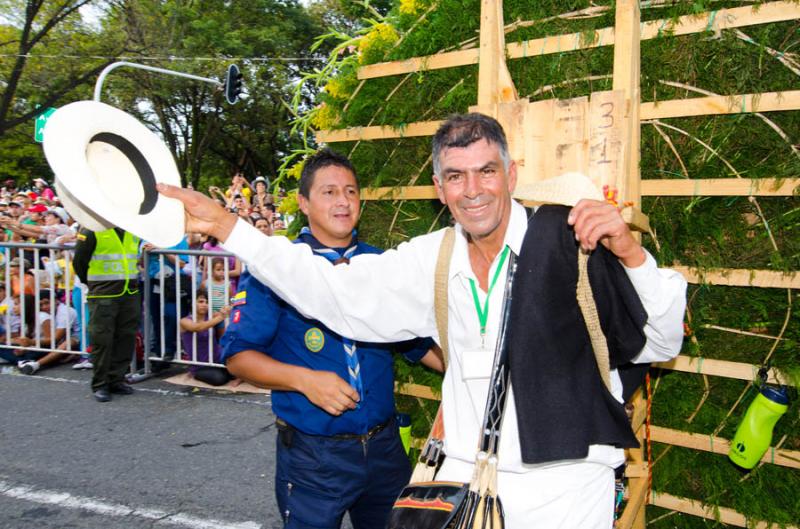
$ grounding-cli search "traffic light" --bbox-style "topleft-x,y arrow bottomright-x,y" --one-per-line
224,64 -> 243,104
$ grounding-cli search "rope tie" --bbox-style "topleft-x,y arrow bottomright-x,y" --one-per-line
705,10 -> 718,33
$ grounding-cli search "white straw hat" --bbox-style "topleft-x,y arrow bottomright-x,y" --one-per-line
513,172 -> 604,206
42,101 -> 184,247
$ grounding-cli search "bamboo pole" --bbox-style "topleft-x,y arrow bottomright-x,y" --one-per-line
650,425 -> 800,469
650,491 -> 799,529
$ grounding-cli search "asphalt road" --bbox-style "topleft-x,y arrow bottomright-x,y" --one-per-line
0,362 -> 283,529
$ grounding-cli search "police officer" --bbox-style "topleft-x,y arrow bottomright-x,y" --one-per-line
221,149 -> 439,529
73,227 -> 141,402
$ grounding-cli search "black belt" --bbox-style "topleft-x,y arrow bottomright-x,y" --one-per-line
276,417 -> 392,443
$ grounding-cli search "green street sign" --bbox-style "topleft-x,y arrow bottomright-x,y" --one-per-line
34,107 -> 57,143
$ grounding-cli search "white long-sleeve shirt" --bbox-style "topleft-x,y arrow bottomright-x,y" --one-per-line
224,200 -> 687,472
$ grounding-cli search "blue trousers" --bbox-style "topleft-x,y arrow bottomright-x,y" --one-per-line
275,418 -> 410,529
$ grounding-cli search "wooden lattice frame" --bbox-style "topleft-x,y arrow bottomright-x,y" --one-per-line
316,2 -> 800,527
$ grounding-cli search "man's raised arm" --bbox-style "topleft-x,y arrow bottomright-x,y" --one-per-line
157,184 -> 439,344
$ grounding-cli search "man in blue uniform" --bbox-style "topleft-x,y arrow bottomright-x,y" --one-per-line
221,149 -> 439,529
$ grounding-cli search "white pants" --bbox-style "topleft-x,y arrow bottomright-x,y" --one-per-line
437,457 -> 615,529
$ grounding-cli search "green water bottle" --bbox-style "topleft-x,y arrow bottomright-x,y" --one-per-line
396,413 -> 411,454
728,385 -> 789,470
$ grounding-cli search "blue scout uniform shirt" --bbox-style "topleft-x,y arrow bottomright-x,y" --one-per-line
221,231 -> 431,436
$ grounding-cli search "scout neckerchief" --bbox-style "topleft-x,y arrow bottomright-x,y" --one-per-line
468,245 -> 510,348
297,227 -> 363,402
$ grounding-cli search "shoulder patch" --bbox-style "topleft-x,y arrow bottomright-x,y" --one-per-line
304,327 -> 325,353
231,291 -> 247,306
76,233 -> 87,241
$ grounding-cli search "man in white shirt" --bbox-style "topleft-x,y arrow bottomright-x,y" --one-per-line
160,113 -> 686,528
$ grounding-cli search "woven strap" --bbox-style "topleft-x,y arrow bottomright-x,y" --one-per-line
410,228 -> 455,483
435,227 -> 455,367
576,250 -> 612,392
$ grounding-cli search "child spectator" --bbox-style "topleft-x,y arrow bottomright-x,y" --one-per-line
201,259 -> 234,315
200,236 -> 242,290
180,292 -> 234,386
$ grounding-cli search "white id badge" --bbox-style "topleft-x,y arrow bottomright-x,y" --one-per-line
460,348 -> 494,380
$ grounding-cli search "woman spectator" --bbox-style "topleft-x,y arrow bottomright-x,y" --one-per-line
180,292 -> 235,386
250,176 -> 273,210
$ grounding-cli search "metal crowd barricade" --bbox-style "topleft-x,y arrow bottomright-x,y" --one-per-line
0,241 -> 239,379
0,242 -> 89,365
138,247 -> 237,378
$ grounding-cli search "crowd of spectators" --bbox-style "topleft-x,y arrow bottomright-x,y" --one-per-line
0,172 -> 293,386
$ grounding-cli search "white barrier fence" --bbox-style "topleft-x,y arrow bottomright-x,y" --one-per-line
0,242 -> 237,377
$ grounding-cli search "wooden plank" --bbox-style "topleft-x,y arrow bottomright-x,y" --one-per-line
522,98 -> 555,184
553,96 -> 589,176
650,425 -> 800,469
357,48 -> 478,80
621,388 -> 648,529
357,2 -> 800,80
360,178 -> 799,200
509,2 -> 800,60
624,462 -> 649,479
361,185 -> 437,201
642,178 -> 800,196
315,120 -> 443,143
650,492 -> 798,529
588,91 -> 625,193
641,90 -> 800,119
316,90 -> 800,143
496,99 -> 529,165
612,0 -> 641,210
654,355 -> 793,386
671,266 -> 800,289
477,0 -> 517,108
395,381 -> 441,400
618,472 -> 649,529
621,206 -> 650,233
629,387 -> 647,433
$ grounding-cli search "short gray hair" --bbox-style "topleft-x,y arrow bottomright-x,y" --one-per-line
431,113 -> 511,176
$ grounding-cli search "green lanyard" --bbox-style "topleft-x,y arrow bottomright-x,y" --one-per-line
468,245 -> 510,348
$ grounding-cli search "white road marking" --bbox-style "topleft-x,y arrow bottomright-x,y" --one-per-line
0,478 -> 262,529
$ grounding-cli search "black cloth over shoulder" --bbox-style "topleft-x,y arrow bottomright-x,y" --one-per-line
508,205 -> 648,464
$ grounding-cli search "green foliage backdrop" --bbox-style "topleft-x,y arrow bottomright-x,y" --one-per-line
288,1 -> 800,526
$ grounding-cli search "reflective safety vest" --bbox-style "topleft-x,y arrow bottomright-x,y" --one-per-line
87,229 -> 140,298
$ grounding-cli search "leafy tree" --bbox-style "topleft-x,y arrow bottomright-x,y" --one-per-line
105,0 -> 326,190
0,1 -> 126,138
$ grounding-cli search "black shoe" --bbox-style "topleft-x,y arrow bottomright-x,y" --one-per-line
109,382 -> 134,395
93,388 -> 111,402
